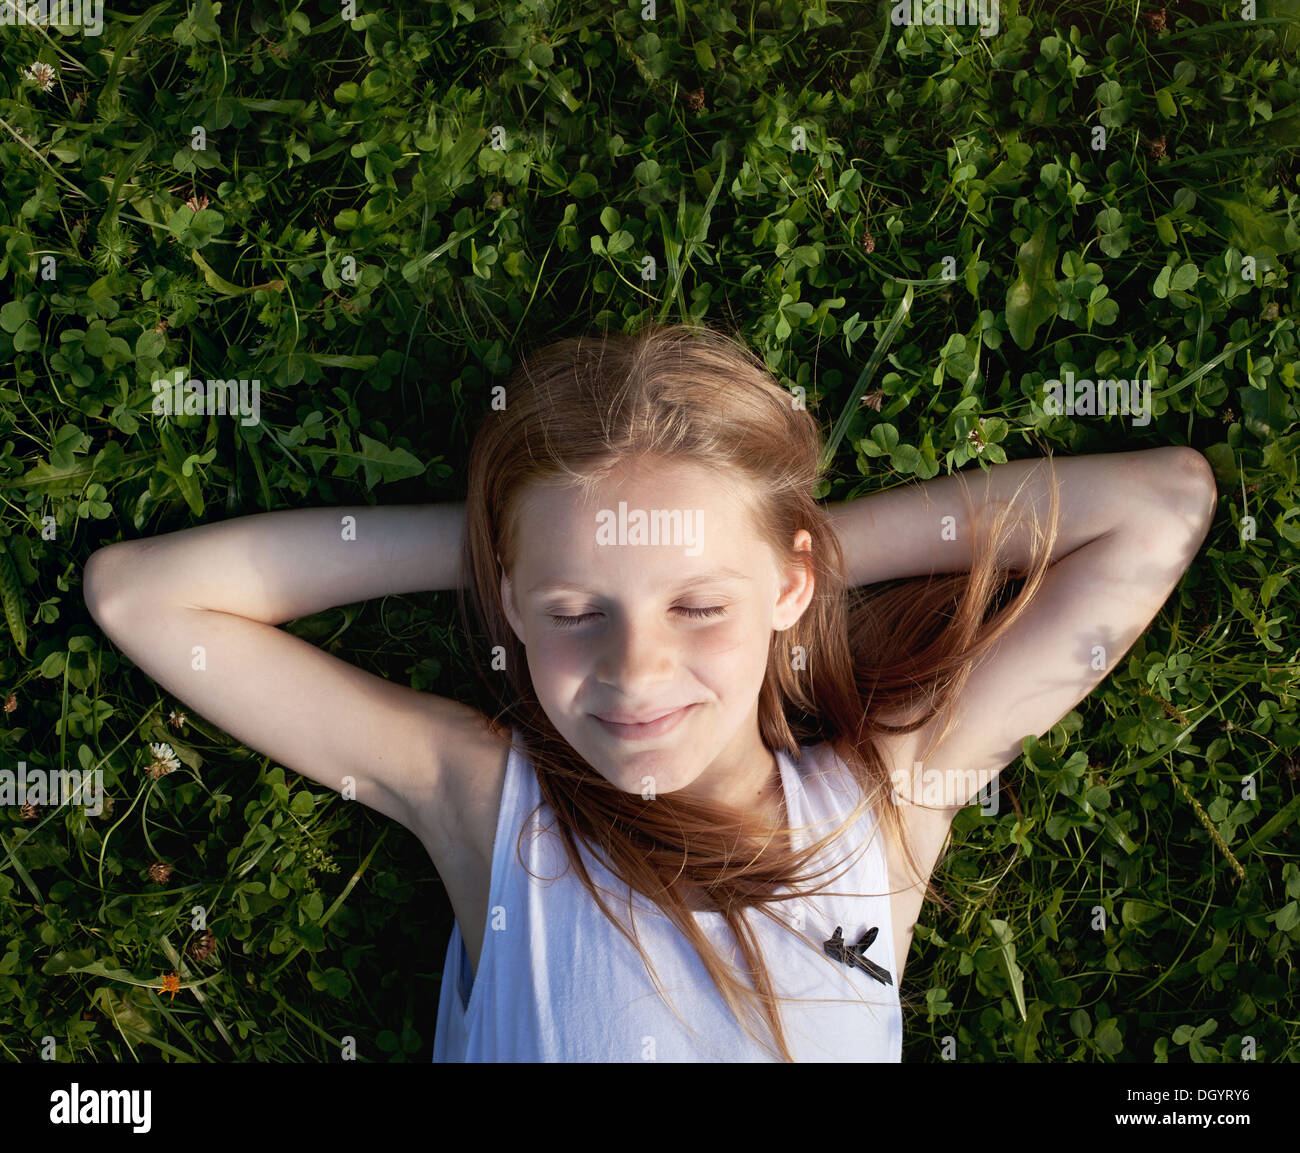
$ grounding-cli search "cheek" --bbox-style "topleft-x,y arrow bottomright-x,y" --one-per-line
690,614 -> 771,675
696,618 -> 760,656
690,621 -> 773,703
526,635 -> 586,689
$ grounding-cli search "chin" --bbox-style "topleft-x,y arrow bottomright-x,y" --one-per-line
576,751 -> 701,798
622,765 -> 704,798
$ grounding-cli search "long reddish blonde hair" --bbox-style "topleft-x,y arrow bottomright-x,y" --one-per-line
456,321 -> 1059,1060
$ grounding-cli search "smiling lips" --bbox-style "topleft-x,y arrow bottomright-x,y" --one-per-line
593,704 -> 696,738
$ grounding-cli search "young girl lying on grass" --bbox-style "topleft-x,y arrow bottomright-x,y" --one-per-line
83,322 -> 1217,1061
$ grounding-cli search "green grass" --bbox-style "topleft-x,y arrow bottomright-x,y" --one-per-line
0,0 -> 1297,1062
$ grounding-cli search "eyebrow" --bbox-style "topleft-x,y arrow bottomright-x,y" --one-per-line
525,567 -> 753,596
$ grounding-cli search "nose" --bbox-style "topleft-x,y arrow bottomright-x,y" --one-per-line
594,610 -> 677,694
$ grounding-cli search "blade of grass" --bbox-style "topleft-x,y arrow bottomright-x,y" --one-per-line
157,932 -> 236,1053
98,1 -> 174,107
818,283 -> 914,474
265,828 -> 388,978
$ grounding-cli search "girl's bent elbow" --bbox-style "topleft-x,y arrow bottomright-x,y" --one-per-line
1177,447 -> 1218,528
83,543 -> 140,625
1139,447 -> 1218,536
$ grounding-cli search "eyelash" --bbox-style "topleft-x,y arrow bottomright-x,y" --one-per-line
548,606 -> 728,629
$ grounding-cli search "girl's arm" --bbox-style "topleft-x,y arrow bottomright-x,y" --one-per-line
87,502 -> 467,624
82,503 -> 485,843
825,448 -> 1197,587
825,446 -> 1218,809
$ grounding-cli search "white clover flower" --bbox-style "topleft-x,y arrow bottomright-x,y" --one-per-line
23,62 -> 56,93
147,741 -> 182,778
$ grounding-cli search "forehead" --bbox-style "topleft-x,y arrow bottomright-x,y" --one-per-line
510,460 -> 767,583
524,456 -> 747,508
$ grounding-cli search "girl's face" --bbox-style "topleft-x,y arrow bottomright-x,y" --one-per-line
499,458 -> 814,799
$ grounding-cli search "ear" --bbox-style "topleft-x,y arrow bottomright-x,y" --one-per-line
500,567 -> 526,644
773,529 -> 815,632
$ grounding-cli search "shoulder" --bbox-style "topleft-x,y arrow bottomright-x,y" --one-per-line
411,703 -> 514,875
790,733 -> 895,815
800,729 -> 958,881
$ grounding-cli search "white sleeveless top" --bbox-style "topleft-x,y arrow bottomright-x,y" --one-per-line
432,731 -> 903,1061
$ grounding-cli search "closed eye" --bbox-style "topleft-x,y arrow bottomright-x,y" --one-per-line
548,606 -> 728,629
